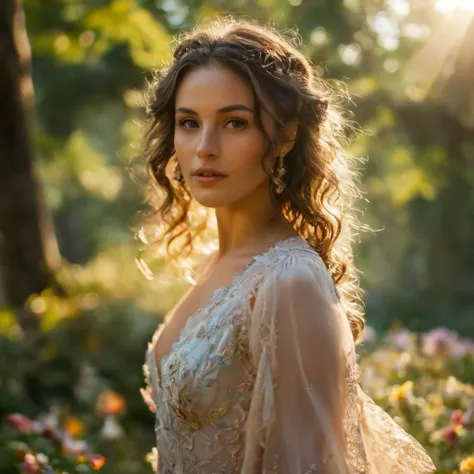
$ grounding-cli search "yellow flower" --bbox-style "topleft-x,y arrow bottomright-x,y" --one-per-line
460,456 -> 474,473
389,380 -> 414,401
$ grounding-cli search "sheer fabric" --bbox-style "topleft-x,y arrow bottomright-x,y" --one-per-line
142,236 -> 435,473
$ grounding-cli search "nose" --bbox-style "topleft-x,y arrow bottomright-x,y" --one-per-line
196,125 -> 219,160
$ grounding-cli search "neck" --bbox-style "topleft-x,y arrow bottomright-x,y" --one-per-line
213,187 -> 296,257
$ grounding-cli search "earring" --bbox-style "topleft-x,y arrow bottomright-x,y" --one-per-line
273,154 -> 286,194
174,162 -> 185,184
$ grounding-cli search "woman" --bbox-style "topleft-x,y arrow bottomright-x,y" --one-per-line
139,18 -> 436,474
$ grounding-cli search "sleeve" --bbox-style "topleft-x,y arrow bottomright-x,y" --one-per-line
241,253 -> 355,474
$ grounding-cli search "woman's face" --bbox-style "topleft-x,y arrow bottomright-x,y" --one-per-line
173,62 -> 277,209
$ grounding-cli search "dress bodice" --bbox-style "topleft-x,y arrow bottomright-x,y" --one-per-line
141,236 -> 435,474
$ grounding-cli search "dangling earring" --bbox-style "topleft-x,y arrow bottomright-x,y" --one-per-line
174,162 -> 184,184
273,153 -> 286,194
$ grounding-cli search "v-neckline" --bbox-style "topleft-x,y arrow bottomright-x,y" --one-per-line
146,235 -> 305,387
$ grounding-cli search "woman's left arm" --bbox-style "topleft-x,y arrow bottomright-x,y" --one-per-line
243,253 -> 354,474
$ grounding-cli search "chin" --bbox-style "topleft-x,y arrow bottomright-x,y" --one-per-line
190,189 -> 238,209
193,196 -> 230,209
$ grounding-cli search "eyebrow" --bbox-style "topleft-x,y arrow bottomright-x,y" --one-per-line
175,104 -> 254,115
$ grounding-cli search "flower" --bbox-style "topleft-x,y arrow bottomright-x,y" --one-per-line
389,380 -> 415,402
450,409 -> 469,427
76,453 -> 105,470
61,436 -> 89,456
385,328 -> 412,350
100,415 -> 124,440
442,423 -> 465,446
388,380 -> 416,414
38,406 -> 60,431
421,326 -> 468,359
21,453 -> 40,473
95,390 -> 126,416
6,413 -> 34,434
88,454 -> 106,470
35,453 -> 48,465
460,456 -> 474,473
64,415 -> 84,438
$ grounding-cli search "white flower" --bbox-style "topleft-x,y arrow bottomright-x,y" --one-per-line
62,436 -> 88,455
100,414 -> 124,440
35,453 -> 49,465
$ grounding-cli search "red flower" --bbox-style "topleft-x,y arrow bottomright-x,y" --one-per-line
442,423 -> 465,446
450,409 -> 467,426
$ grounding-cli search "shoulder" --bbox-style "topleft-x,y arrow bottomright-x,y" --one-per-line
256,236 -> 339,304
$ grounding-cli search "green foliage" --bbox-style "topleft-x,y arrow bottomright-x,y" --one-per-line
0,299 -> 159,474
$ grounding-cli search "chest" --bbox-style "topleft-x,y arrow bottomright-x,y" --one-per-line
156,290 -> 255,432
154,259 -> 256,377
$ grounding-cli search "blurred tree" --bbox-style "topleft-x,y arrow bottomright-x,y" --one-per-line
0,0 -> 60,332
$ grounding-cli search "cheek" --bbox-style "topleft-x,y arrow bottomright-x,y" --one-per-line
174,131 -> 195,172
226,131 -> 269,174
174,131 -> 191,155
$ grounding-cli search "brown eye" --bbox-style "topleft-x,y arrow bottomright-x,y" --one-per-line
179,119 -> 199,129
226,119 -> 247,129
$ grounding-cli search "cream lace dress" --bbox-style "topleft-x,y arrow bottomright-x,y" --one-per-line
141,236 -> 436,474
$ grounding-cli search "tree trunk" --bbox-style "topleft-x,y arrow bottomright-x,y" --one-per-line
0,0 -> 61,331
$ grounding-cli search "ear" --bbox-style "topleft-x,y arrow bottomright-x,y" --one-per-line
276,121 -> 298,156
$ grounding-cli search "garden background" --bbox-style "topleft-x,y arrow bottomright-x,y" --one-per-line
1,0 -> 473,472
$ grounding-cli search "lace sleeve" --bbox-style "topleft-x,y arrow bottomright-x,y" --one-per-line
240,249 -> 436,474
356,384 -> 436,473
241,252 -> 354,474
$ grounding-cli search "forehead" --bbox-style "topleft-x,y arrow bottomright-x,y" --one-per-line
175,63 -> 253,110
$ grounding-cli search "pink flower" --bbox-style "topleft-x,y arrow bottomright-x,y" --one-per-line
451,409 -> 471,426
451,339 -> 474,359
6,414 -> 34,434
421,327 -> 458,358
385,328 -> 412,350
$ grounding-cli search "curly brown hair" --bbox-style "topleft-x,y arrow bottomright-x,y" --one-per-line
138,17 -> 366,343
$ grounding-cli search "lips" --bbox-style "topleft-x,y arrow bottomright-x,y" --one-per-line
192,167 -> 228,177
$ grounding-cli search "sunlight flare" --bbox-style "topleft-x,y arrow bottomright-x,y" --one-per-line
435,0 -> 474,14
